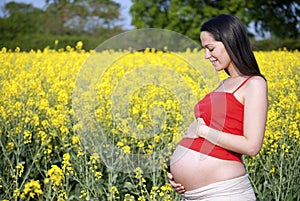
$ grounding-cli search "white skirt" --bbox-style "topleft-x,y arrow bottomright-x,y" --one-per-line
182,174 -> 256,201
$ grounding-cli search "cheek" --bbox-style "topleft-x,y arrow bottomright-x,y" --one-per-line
219,51 -> 232,65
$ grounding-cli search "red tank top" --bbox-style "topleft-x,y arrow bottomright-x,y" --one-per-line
179,76 -> 253,162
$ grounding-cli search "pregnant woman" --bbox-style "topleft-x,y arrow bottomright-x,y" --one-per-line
168,14 -> 268,200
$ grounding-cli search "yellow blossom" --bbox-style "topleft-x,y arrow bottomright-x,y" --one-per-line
23,130 -> 32,144
124,193 -> 135,201
122,145 -> 131,154
72,135 -> 81,145
6,142 -> 14,152
46,165 -> 64,186
21,180 -> 43,198
0,45 -> 299,200
269,167 -> 275,174
134,167 -> 143,179
15,163 -> 24,177
13,188 -> 20,197
137,141 -> 144,148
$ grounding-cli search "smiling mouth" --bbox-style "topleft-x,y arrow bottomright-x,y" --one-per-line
210,60 -> 217,65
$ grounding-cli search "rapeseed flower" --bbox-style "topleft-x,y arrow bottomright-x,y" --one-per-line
45,165 -> 64,186
0,46 -> 299,200
20,180 -> 43,199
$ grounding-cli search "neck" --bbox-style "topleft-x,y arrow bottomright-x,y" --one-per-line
227,65 -> 242,78
228,72 -> 243,78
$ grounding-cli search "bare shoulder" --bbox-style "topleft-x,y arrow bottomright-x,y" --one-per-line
245,76 -> 268,95
247,76 -> 267,89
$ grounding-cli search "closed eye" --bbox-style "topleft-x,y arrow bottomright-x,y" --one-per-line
202,44 -> 215,52
203,45 -> 214,52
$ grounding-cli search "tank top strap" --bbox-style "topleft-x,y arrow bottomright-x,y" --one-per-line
232,76 -> 253,94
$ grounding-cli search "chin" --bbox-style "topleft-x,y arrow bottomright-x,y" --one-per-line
214,67 -> 224,72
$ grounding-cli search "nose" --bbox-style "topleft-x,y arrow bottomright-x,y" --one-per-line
204,49 -> 211,59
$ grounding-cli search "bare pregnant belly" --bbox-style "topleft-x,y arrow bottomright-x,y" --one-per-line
170,145 -> 246,191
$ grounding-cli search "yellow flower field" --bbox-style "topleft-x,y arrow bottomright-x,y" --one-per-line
0,44 -> 299,201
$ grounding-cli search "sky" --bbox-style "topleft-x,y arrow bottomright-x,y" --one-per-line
0,0 -> 134,29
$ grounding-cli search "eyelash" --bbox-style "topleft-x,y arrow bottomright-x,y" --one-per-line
201,47 -> 214,52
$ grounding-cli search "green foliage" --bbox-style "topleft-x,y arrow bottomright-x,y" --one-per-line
0,28 -> 124,52
43,0 -> 121,35
247,1 -> 299,39
244,138 -> 300,200
0,2 -> 46,40
1,0 -> 299,51
130,0 -> 250,41
130,0 -> 299,46
251,38 -> 300,51
0,0 -> 123,51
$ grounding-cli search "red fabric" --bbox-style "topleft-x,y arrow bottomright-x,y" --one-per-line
179,77 -> 253,162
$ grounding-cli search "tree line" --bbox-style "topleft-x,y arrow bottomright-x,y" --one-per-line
0,0 -> 299,51
0,0 -> 124,51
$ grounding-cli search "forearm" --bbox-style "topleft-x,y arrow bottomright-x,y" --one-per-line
185,117 -> 265,156
203,126 -> 263,156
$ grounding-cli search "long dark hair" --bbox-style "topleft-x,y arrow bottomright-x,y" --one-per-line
200,14 -> 265,80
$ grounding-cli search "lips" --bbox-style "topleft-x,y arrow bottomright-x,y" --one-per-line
210,59 -> 217,65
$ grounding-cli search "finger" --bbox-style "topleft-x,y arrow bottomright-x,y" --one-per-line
178,189 -> 186,195
169,178 -> 185,189
197,117 -> 205,125
167,173 -> 173,180
169,180 -> 182,188
176,186 -> 186,194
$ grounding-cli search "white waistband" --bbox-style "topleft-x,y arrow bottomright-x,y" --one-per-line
182,174 -> 256,201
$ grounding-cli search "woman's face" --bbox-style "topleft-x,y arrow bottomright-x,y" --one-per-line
200,31 -> 234,72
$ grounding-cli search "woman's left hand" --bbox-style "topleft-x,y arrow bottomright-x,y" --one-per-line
183,118 -> 208,138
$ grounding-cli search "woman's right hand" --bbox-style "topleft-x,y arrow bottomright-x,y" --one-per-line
167,173 -> 186,195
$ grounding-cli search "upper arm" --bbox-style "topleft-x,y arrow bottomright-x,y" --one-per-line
243,76 -> 268,155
